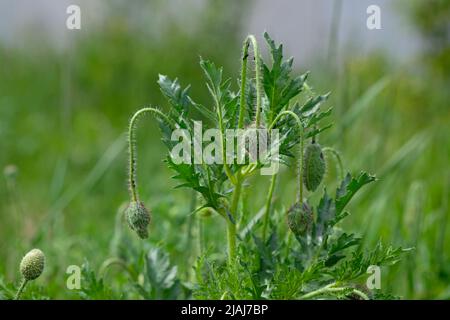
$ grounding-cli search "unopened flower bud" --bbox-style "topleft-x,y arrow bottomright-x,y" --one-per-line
125,201 -> 151,239
303,143 -> 326,192
20,249 -> 45,281
287,201 -> 313,237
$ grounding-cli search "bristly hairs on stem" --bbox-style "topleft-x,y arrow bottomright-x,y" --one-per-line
269,110 -> 305,202
126,107 -> 175,239
262,110 -> 305,241
224,34 -> 263,263
238,35 -> 263,129
322,146 -> 344,181
128,107 -> 175,202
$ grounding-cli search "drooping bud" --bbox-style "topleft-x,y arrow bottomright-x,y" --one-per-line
287,201 -> 313,237
125,201 -> 151,239
302,142 -> 326,192
20,249 -> 45,281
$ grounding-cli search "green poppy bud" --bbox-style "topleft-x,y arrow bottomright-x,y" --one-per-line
287,201 -> 313,237
303,142 -> 326,192
20,249 -> 45,281
125,201 -> 151,239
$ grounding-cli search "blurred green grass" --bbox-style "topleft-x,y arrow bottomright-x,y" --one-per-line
0,0 -> 449,299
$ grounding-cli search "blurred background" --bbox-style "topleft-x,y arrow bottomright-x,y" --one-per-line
0,0 -> 449,299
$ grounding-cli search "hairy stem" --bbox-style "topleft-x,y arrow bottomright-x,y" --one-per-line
99,257 -> 136,280
269,110 -> 305,202
238,40 -> 249,129
128,107 -> 175,202
14,279 -> 28,300
322,146 -> 344,181
237,35 -> 263,128
299,282 -> 337,300
299,282 -> 369,300
262,174 -> 277,242
352,288 -> 370,300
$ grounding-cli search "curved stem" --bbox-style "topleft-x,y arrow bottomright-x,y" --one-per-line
99,257 -> 137,280
238,35 -> 263,129
128,107 -> 175,202
299,282 -> 369,300
269,110 -> 305,202
352,288 -> 370,300
298,282 -> 342,300
14,279 -> 28,300
260,111 -> 305,241
322,147 -> 344,181
238,40 -> 249,129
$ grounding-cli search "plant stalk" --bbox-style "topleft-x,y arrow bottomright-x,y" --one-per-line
322,147 -> 344,181
14,279 -> 28,300
299,282 -> 369,300
269,110 -> 305,202
237,35 -> 263,128
128,107 -> 175,202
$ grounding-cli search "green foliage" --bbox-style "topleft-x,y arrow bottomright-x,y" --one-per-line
125,32 -> 407,300
77,261 -> 119,300
1,1 -> 447,300
194,172 -> 409,300
262,32 -> 308,124
135,248 -> 186,299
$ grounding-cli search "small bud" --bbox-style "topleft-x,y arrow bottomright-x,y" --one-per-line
198,207 -> 216,218
287,201 -> 313,237
20,249 -> 45,281
125,201 -> 151,239
302,142 -> 326,192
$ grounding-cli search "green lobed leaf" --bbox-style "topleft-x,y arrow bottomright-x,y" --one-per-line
335,172 -> 377,215
262,32 -> 307,123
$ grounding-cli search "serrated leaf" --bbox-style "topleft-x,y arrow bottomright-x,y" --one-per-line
158,75 -> 190,115
315,190 -> 336,239
328,233 -> 361,256
144,247 -> 182,299
300,93 -> 330,116
307,107 -> 333,127
262,32 -> 306,122
335,172 -> 376,214
200,59 -> 223,94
